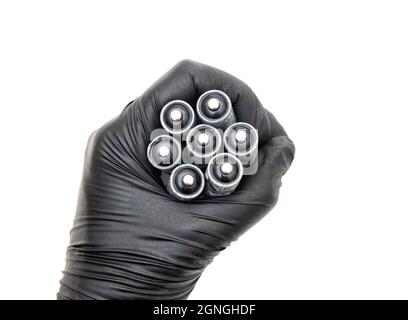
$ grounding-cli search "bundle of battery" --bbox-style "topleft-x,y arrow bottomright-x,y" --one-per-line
147,90 -> 259,201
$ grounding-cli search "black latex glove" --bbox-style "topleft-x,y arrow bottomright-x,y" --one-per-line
58,60 -> 295,300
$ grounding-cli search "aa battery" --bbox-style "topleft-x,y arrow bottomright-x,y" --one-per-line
146,135 -> 182,172
168,164 -> 205,201
224,122 -> 259,167
205,153 -> 243,197
196,90 -> 236,130
186,124 -> 223,167
160,100 -> 196,136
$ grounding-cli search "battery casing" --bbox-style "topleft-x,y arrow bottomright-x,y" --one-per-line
146,135 -> 182,172
205,153 -> 243,197
186,124 -> 223,168
224,122 -> 259,167
160,100 -> 196,137
196,90 -> 236,130
167,164 -> 205,201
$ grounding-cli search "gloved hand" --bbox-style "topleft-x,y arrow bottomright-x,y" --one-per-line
58,60 -> 295,300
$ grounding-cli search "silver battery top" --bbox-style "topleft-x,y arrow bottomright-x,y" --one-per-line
220,162 -> 234,175
169,109 -> 183,122
168,164 -> 205,201
196,90 -> 236,130
160,100 -> 196,135
224,122 -> 258,165
146,135 -> 182,171
182,174 -> 195,186
207,97 -> 221,111
206,153 -> 244,192
186,124 -> 223,166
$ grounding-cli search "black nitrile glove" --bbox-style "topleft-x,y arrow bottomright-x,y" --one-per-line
58,60 -> 295,300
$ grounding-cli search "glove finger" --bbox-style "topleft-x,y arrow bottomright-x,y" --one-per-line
233,109 -> 295,205
237,135 -> 295,204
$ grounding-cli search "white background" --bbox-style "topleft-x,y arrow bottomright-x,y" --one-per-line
0,1 -> 407,300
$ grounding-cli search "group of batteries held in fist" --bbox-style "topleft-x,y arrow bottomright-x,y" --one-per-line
147,90 -> 259,201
